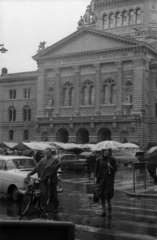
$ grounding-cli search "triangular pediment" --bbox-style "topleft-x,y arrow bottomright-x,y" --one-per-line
33,27 -> 156,60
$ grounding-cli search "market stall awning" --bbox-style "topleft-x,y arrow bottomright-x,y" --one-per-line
0,142 -> 17,149
13,142 -> 56,151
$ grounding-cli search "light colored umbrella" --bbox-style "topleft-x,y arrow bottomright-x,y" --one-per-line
147,146 -> 157,154
122,143 -> 139,149
91,140 -> 123,151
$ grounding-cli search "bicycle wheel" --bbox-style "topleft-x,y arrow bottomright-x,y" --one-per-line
19,189 -> 32,215
39,191 -> 50,211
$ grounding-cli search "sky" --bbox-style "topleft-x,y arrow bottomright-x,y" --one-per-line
0,0 -> 90,74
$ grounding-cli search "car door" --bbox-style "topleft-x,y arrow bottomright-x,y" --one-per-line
60,155 -> 69,170
0,160 -> 5,192
69,155 -> 80,170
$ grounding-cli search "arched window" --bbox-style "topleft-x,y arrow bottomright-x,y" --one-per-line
122,11 -> 128,26
111,85 -> 116,104
69,87 -> 74,106
109,13 -> 114,28
9,130 -> 14,141
63,82 -> 74,106
136,9 -> 141,24
103,85 -> 110,104
8,107 -> 16,122
23,130 -> 29,141
103,15 -> 108,29
82,80 -> 95,105
23,107 -> 31,121
83,86 -> 89,105
90,86 -> 95,105
155,103 -> 157,117
129,10 -> 134,25
116,12 -> 121,26
63,88 -> 69,106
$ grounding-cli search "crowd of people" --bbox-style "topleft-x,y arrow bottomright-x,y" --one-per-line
1,146 -> 117,217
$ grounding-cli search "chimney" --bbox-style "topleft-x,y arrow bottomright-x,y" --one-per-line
1,68 -> 8,76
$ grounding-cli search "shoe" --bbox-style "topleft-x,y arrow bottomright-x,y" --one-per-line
53,209 -> 58,213
108,205 -> 112,215
100,212 -> 106,217
41,210 -> 48,217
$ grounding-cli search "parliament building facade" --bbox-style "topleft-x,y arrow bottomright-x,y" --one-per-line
1,0 -> 157,149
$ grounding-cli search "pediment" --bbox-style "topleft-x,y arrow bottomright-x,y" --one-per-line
33,27 -> 143,60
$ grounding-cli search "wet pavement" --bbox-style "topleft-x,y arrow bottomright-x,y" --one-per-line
0,165 -> 157,239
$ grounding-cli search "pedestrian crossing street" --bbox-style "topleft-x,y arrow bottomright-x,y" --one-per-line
61,175 -> 157,240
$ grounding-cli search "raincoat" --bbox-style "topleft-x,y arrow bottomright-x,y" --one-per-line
94,156 -> 117,201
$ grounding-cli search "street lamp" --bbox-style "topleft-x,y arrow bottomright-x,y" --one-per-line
0,44 -> 8,53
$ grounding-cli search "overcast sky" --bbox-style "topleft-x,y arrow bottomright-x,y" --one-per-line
0,0 -> 90,74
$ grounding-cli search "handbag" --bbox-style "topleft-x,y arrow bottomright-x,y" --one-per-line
93,173 -> 104,203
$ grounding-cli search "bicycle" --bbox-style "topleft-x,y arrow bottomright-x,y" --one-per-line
19,177 -> 50,216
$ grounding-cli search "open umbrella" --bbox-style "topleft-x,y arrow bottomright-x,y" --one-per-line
147,146 -> 157,154
147,149 -> 157,165
122,143 -> 139,149
91,140 -> 123,151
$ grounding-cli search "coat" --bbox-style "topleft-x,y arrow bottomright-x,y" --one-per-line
30,156 -> 60,191
95,155 -> 117,201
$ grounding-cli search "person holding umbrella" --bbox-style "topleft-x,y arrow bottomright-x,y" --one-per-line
95,148 -> 117,217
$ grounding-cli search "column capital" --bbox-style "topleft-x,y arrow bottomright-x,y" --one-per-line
132,58 -> 147,67
93,63 -> 101,71
73,66 -> 80,72
54,67 -> 61,74
115,61 -> 123,68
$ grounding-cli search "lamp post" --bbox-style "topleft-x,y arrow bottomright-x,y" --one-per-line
0,44 -> 8,53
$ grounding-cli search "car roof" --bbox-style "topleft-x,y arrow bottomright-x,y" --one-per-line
54,153 -> 77,158
0,155 -> 34,161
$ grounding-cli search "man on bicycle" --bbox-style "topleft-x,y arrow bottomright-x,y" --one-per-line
27,147 -> 60,214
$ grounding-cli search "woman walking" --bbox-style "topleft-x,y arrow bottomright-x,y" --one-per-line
95,148 -> 117,217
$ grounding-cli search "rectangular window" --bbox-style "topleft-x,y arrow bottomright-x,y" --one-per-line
24,88 -> 31,98
9,90 -> 16,99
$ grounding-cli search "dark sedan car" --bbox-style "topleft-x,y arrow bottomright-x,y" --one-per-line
55,153 -> 88,171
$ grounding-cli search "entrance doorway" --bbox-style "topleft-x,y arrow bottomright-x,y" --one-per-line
41,132 -> 49,142
76,128 -> 89,144
56,129 -> 69,143
120,131 -> 129,143
97,128 -> 111,142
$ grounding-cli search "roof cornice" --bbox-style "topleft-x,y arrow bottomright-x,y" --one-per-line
95,0 -> 145,8
32,27 -> 141,61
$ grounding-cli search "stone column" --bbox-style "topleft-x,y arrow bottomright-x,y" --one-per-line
36,64 -> 45,118
94,64 -> 101,115
54,68 -> 61,116
73,66 -> 80,116
115,62 -> 123,115
132,58 -> 145,114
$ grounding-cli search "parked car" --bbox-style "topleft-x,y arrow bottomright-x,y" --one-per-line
55,153 -> 88,171
0,155 -> 63,201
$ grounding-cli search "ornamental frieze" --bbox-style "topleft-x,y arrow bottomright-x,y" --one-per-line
46,52 -> 128,66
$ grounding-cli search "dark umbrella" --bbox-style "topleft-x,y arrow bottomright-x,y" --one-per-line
147,149 -> 157,180
147,149 -> 157,165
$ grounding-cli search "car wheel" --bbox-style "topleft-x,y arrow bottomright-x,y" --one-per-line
11,186 -> 21,202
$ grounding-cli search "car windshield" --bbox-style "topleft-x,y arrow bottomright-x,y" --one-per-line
6,158 -> 36,170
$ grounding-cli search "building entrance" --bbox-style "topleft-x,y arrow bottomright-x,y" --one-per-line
97,128 -> 111,142
76,128 -> 89,144
56,129 -> 69,143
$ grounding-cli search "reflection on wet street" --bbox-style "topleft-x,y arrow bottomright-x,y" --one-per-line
0,165 -> 157,240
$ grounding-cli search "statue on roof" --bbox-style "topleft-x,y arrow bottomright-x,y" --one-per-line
78,16 -> 84,26
37,41 -> 47,52
78,0 -> 97,27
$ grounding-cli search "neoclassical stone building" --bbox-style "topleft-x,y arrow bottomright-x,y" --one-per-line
1,0 -> 157,148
